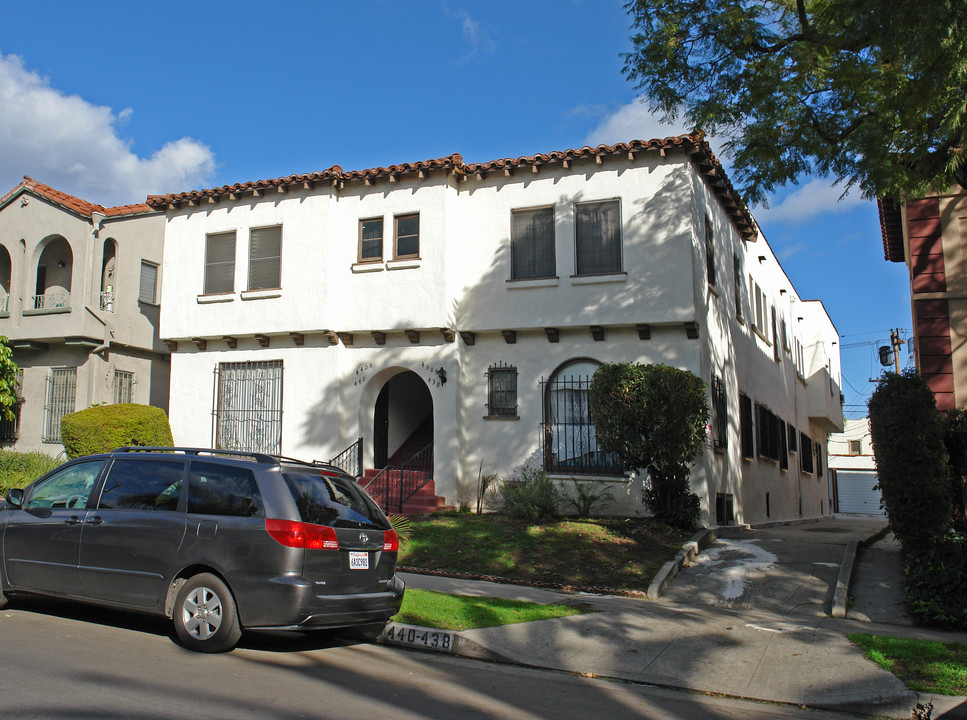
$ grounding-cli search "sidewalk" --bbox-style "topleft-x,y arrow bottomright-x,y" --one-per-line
393,517 -> 967,719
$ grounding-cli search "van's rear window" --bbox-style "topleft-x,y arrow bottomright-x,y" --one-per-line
283,472 -> 388,530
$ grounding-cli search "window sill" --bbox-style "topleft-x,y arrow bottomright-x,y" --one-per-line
483,415 -> 520,421
197,293 -> 234,304
506,277 -> 559,289
546,473 -> 629,482
138,300 -> 160,308
387,259 -> 421,271
570,272 -> 627,285
352,262 -> 385,274
241,288 -> 282,301
752,326 -> 771,345
708,284 -> 720,298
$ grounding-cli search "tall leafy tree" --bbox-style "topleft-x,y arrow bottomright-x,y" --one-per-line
623,0 -> 967,203
589,363 -> 708,528
0,337 -> 18,422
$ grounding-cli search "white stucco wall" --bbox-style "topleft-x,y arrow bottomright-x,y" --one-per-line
158,148 -> 843,525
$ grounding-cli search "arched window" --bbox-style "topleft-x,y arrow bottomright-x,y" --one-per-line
542,359 -> 621,476
34,237 -> 72,310
0,245 -> 11,314
100,239 -> 117,311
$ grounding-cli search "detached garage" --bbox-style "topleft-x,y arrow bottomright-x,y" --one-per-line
828,418 -> 884,516
830,469 -> 884,515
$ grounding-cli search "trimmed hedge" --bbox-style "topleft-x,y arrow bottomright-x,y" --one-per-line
868,370 -> 952,555
60,403 -> 174,459
0,450 -> 62,493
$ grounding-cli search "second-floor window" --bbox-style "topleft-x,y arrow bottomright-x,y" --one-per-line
511,207 -> 555,280
394,214 -> 420,259
139,261 -> 158,304
248,226 -> 282,290
575,200 -> 621,275
359,218 -> 383,262
705,216 -> 716,286
205,231 -> 236,295
711,375 -> 727,450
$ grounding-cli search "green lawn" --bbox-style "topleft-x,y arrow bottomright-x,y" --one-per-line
392,587 -> 585,631
398,513 -> 689,592
849,634 -> 967,695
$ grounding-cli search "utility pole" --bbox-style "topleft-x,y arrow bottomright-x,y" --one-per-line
890,329 -> 905,374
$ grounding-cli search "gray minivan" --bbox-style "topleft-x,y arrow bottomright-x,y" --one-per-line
0,447 -> 405,652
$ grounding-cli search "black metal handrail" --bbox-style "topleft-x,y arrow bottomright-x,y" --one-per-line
329,437 -> 363,478
363,442 -> 433,513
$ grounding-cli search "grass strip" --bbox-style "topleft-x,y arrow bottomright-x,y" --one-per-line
392,587 -> 586,631
849,633 -> 967,695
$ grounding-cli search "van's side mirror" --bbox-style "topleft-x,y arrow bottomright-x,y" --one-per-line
5,488 -> 23,508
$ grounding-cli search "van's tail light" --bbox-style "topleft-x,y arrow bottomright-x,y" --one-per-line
382,529 -> 399,552
266,519 -> 339,550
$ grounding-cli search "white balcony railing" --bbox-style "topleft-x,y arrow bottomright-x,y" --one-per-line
32,292 -> 70,310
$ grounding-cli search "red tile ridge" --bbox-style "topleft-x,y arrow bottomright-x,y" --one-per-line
1,176 -> 155,219
146,136 -> 756,241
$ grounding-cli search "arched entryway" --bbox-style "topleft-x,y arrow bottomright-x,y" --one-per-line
33,236 -> 73,310
373,370 -> 433,468
360,368 -> 441,514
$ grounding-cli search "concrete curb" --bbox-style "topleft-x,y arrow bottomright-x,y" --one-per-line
647,528 -> 715,599
830,540 -> 858,618
831,522 -> 890,618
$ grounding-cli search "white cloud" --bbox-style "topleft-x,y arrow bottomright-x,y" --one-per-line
0,53 -> 214,206
758,179 -> 865,225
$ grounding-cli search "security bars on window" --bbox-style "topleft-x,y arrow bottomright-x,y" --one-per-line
213,361 -> 283,455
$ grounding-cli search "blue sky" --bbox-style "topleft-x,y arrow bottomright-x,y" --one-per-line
0,1 -> 911,417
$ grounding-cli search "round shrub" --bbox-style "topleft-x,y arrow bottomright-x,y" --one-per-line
60,403 -> 174,459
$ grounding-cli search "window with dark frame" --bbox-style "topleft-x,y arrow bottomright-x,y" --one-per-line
788,423 -> 798,453
43,367 -> 76,443
779,419 -> 789,470
394,213 -> 420,259
204,231 -> 236,295
248,225 -> 282,291
771,307 -> 781,361
800,433 -> 814,473
733,253 -> 743,320
739,392 -> 754,459
511,206 -> 555,279
815,442 -> 824,477
359,217 -> 383,262
705,216 -> 716,286
487,363 -> 518,417
755,403 -> 781,461
849,439 -> 862,455
139,261 -> 158,304
575,200 -> 621,275
711,375 -> 727,450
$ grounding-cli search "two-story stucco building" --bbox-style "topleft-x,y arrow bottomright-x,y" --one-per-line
150,135 -> 843,525
0,178 -> 170,453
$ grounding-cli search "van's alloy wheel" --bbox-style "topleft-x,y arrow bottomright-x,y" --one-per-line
172,573 -> 241,653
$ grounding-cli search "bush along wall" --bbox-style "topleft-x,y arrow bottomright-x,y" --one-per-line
869,370 -> 967,628
60,403 -> 174,459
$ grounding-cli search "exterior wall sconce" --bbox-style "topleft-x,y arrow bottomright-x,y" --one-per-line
57,260 -> 66,268
436,367 -> 447,385
684,322 -> 700,339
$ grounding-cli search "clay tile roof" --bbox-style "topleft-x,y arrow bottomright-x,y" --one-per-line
877,196 -> 905,262
1,176 -> 154,219
146,136 -> 756,241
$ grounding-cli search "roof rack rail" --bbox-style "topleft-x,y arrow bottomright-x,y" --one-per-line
111,446 -> 281,465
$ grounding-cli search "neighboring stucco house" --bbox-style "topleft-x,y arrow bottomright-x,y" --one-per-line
827,417 -> 882,515
879,187 -> 967,410
150,135 -> 843,525
0,178 -> 170,453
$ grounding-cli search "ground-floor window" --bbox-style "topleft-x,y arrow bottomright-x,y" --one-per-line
541,359 -> 621,476
44,367 -> 76,443
213,360 -> 283,454
113,370 -> 134,404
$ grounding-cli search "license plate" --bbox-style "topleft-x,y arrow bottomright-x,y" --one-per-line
383,623 -> 454,653
349,551 -> 369,569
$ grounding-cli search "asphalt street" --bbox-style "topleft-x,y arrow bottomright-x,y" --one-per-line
0,596 -> 861,720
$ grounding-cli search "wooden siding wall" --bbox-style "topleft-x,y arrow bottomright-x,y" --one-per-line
908,198 -> 955,410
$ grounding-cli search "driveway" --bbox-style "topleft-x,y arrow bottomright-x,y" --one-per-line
661,516 -> 888,617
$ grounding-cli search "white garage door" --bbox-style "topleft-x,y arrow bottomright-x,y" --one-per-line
836,470 -> 885,515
